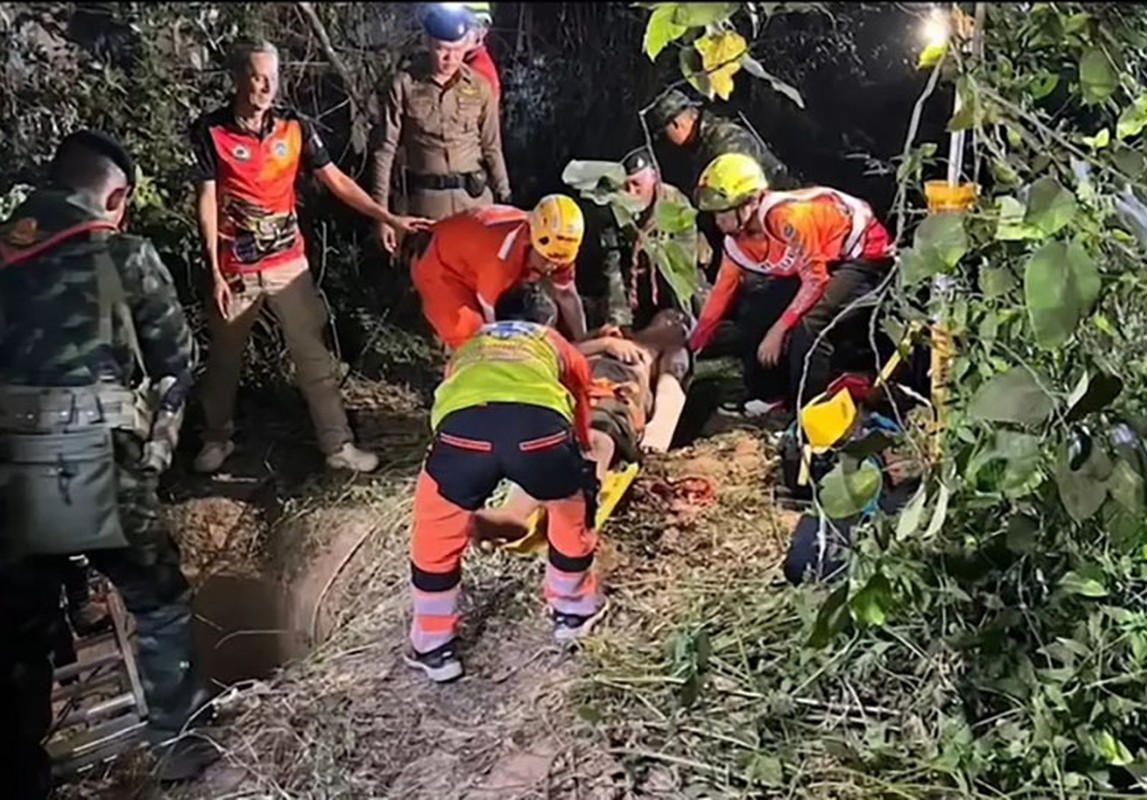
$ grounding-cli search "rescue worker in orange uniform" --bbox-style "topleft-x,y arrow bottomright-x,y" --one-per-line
689,154 -> 894,411
411,194 -> 589,349
406,282 -> 604,682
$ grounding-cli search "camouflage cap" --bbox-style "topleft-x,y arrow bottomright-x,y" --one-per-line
646,89 -> 698,132
621,146 -> 656,176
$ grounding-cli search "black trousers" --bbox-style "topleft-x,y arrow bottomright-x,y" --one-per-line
738,260 -> 888,409
413,403 -> 600,593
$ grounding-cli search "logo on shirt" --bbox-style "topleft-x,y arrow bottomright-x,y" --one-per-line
3,218 -> 38,246
232,145 -> 252,162
485,320 -> 540,340
273,140 -> 289,159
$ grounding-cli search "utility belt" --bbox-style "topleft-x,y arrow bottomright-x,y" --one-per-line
408,170 -> 488,198
0,384 -> 150,562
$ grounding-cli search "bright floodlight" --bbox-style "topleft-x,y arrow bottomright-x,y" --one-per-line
921,8 -> 951,49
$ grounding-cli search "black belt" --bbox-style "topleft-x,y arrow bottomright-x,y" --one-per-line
408,171 -> 481,191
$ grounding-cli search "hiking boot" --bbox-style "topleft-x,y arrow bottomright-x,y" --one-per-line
193,440 -> 234,474
325,443 -> 379,473
68,599 -> 112,637
552,600 -> 609,645
152,730 -> 221,783
403,640 -> 464,684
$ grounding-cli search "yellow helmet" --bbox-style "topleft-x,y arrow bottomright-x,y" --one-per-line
529,194 -> 584,265
695,153 -> 769,212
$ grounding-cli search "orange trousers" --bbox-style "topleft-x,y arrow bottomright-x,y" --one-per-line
409,403 -> 601,654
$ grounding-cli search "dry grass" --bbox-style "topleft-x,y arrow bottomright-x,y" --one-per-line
59,374 -> 798,800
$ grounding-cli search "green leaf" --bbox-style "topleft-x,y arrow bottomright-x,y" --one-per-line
895,484 -> 927,540
995,196 -> 1042,241
1024,177 -> 1077,237
818,458 -> 882,519
643,4 -> 689,61
968,367 -> 1055,427
1030,72 -> 1059,100
1055,439 -> 1110,523
1108,458 -> 1145,513
1063,12 -> 1091,34
562,160 -> 626,201
1081,128 -> 1111,149
678,46 -> 712,99
981,266 -> 1017,299
1061,571 -> 1108,598
1079,48 -> 1117,105
1096,731 -> 1134,767
652,196 -> 697,234
645,237 -> 701,310
1113,146 -> 1147,179
740,56 -> 805,108
917,42 -> 947,70
1065,370 -> 1124,423
923,479 -> 950,538
671,2 -> 738,26
1117,95 -> 1147,140
1005,515 -> 1039,554
850,572 -> 892,627
808,582 -> 850,649
897,247 -> 934,288
745,753 -> 784,787
1023,241 -> 1100,350
914,212 -> 968,270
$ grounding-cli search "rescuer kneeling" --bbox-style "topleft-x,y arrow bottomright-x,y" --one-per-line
689,154 -> 895,413
406,282 -> 603,683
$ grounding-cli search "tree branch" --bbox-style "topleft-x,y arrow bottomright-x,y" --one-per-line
295,1 -> 369,155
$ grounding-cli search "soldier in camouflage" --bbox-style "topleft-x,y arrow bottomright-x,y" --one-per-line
0,131 -> 215,797
646,89 -> 799,360
646,89 -> 797,193
577,147 -> 711,331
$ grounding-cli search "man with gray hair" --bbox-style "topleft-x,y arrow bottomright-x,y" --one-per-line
190,39 -> 430,474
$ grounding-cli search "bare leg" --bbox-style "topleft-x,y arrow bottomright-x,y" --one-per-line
641,347 -> 690,453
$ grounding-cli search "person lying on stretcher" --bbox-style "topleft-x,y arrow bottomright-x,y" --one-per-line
476,309 -> 691,535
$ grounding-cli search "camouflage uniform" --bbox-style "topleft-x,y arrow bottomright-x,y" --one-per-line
691,109 -> 796,191
0,189 -> 202,797
581,182 -> 711,331
648,90 -> 798,356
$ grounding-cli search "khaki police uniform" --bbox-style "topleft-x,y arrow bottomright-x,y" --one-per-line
371,56 -> 511,221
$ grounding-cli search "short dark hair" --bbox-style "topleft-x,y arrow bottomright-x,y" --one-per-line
48,130 -> 135,194
494,282 -> 557,325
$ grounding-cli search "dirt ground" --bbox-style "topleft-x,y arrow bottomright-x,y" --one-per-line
57,377 -> 796,800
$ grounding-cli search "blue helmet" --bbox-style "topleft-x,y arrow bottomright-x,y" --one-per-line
422,4 -> 476,43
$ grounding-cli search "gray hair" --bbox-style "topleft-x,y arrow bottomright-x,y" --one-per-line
227,39 -> 280,78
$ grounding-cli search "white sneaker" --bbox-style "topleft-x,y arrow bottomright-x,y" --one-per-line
193,440 -> 235,474
325,443 -> 379,473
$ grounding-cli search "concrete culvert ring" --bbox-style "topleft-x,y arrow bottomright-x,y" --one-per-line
168,499 -> 382,690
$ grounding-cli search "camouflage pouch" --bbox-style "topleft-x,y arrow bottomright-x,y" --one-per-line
0,426 -> 127,561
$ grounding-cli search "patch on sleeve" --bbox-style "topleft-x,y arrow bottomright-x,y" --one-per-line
3,218 -> 39,247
